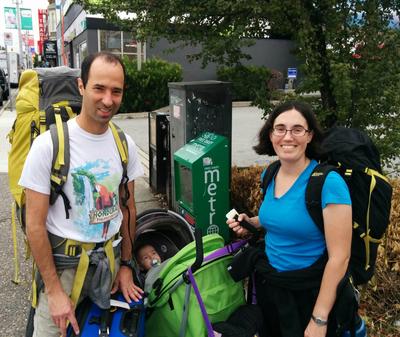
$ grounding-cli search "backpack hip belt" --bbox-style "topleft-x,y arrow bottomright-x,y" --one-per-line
32,233 -> 121,309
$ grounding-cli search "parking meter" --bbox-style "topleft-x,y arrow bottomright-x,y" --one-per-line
174,132 -> 230,242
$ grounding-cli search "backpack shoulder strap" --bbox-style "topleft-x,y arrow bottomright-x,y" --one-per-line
261,161 -> 281,200
305,163 -> 337,234
49,113 -> 71,217
109,121 -> 130,206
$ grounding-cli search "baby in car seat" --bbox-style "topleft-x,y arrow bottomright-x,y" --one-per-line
135,243 -> 171,294
136,244 -> 162,272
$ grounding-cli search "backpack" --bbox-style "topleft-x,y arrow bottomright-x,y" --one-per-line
261,126 -> 393,286
7,67 -> 129,284
8,66 -> 82,231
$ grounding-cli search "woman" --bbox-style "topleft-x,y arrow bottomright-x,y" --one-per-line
227,101 -> 353,337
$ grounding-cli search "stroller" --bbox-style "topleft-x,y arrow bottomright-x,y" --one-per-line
135,210 -> 260,337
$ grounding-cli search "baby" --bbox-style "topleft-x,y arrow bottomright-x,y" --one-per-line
135,244 -> 162,272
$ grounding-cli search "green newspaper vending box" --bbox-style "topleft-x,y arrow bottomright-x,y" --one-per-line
174,132 -> 230,242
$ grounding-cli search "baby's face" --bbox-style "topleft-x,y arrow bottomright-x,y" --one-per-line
137,245 -> 161,271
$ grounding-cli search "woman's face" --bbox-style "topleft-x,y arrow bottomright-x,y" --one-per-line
269,108 -> 313,164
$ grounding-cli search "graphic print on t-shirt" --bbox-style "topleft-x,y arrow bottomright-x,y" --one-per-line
71,159 -> 120,240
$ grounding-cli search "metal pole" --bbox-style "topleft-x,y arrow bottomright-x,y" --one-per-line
13,0 -> 26,69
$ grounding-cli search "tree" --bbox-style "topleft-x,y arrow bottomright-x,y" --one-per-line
76,0 -> 272,66
78,0 -> 400,166
266,1 -> 400,167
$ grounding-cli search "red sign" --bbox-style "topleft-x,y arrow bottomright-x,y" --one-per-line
37,9 -> 48,54
22,33 -> 34,47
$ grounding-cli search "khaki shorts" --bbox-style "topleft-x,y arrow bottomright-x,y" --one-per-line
33,261 -> 120,337
33,268 -> 76,337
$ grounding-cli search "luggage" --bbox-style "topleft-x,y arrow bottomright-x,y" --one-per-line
68,293 -> 145,337
261,126 -> 393,285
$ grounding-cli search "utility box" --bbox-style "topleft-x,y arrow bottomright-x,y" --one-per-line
148,110 -> 170,195
174,132 -> 230,242
168,81 -> 232,209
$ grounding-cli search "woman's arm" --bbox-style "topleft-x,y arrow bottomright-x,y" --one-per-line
304,203 -> 352,337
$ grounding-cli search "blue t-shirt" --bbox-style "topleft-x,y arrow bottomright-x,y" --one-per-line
258,160 -> 351,272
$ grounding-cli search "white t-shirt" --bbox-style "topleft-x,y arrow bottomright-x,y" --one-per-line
19,118 -> 144,243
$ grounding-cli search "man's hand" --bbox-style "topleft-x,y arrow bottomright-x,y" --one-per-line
111,266 -> 144,303
48,289 -> 79,337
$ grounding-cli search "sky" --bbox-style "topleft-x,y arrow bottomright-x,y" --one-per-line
0,0 -> 50,53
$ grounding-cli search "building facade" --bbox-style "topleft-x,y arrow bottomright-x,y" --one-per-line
52,1 -> 298,83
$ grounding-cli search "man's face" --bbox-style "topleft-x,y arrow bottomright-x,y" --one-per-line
78,57 -> 124,130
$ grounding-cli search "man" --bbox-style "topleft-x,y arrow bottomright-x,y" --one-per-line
19,52 -> 144,337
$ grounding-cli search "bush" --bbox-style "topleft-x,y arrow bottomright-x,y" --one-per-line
216,64 -> 272,109
121,57 -> 183,113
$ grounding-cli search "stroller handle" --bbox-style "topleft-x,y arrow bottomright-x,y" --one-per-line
190,227 -> 204,274
233,214 -> 262,245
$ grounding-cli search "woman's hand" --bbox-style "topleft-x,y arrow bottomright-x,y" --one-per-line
304,318 -> 327,337
226,213 -> 253,237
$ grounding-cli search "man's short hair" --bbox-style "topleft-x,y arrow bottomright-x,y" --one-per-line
80,52 -> 126,88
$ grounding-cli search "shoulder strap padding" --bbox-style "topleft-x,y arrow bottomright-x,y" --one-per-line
261,161 -> 281,200
109,121 -> 130,206
45,105 -> 77,131
305,163 -> 338,234
49,115 -> 70,205
109,121 -> 128,176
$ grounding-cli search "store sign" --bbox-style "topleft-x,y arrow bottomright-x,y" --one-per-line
64,10 -> 86,42
38,9 -> 48,54
4,7 -> 17,29
44,41 -> 58,60
20,8 -> 33,30
22,32 -> 35,47
4,7 -> 33,30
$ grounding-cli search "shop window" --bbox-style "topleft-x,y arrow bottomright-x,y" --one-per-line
98,30 -> 146,69
79,41 -> 88,65
100,30 -> 121,52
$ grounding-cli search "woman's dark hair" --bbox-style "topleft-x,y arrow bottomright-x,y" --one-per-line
253,100 -> 324,160
80,52 -> 126,88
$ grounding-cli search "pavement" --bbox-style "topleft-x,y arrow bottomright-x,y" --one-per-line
0,90 -> 268,336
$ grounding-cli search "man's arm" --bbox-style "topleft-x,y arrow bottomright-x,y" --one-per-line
119,180 -> 136,261
112,180 -> 144,302
25,188 -> 79,337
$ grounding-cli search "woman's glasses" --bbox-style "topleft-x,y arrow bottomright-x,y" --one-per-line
272,125 -> 310,137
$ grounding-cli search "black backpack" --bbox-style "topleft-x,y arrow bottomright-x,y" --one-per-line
261,126 -> 393,286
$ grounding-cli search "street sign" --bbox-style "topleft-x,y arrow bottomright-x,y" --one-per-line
288,67 -> 297,79
4,32 -> 13,46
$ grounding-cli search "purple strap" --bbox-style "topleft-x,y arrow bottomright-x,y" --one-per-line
252,272 -> 257,304
187,267 -> 215,337
185,239 -> 248,337
203,240 -> 247,263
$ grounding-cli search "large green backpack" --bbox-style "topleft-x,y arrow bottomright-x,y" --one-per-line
261,127 -> 393,286
7,66 -> 129,284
